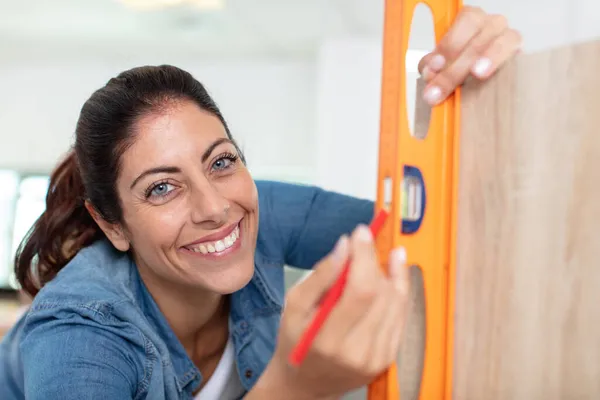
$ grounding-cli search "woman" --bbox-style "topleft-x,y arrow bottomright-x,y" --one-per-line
0,7 -> 521,399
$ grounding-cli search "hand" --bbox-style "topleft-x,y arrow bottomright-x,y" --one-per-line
418,6 -> 523,106
262,225 -> 410,399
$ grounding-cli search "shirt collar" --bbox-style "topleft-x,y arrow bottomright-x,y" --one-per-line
132,249 -> 283,393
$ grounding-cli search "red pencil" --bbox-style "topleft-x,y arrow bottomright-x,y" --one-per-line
288,208 -> 389,366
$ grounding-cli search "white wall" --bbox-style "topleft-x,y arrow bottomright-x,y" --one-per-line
0,56 -> 317,183
2,0 -> 599,195
313,37 -> 382,201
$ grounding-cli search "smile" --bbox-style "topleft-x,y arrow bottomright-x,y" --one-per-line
183,222 -> 241,256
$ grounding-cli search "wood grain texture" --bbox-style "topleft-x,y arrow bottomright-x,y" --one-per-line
453,39 -> 600,399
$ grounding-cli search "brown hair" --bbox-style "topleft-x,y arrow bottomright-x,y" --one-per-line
14,65 -> 241,297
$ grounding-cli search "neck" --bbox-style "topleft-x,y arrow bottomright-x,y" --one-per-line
137,265 -> 229,349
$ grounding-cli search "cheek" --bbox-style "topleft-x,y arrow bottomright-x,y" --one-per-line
122,202 -> 187,247
222,169 -> 258,211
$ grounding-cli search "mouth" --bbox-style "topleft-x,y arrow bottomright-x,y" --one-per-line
182,220 -> 242,257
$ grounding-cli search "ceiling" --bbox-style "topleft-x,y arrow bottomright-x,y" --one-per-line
0,0 -> 392,60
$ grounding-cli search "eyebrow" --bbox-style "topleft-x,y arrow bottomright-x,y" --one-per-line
129,137 -> 234,189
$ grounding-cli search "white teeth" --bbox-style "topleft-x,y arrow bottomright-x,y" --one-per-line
188,224 -> 241,254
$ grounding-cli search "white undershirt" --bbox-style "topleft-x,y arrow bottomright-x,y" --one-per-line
194,336 -> 246,400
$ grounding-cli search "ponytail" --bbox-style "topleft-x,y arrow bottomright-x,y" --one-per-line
14,151 -> 102,297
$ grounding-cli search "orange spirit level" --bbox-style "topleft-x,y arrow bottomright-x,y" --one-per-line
369,0 -> 463,399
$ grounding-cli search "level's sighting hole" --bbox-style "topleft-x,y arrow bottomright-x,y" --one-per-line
405,3 -> 435,140
401,174 -> 423,222
398,265 -> 426,400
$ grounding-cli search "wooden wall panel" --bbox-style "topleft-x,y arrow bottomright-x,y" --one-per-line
401,39 -> 600,400
453,39 -> 600,399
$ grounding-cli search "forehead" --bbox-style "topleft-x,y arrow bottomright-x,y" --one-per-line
121,100 -> 229,175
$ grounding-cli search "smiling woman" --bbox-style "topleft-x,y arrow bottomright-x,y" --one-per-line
0,64 -> 394,400
0,6 -> 522,398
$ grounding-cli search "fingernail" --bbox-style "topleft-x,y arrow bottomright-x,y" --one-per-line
389,247 -> 408,290
428,54 -> 446,71
423,86 -> 442,105
393,247 -> 407,264
472,57 -> 492,78
389,247 -> 407,274
355,224 -> 372,243
331,235 -> 349,262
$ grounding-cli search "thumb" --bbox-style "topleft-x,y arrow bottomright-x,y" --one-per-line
388,246 -> 409,294
294,235 -> 350,308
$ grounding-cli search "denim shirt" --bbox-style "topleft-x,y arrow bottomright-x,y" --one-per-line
0,180 -> 374,399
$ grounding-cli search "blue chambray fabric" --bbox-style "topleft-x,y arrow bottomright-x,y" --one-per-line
0,180 -> 374,399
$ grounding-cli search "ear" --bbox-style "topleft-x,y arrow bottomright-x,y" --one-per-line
84,200 -> 130,252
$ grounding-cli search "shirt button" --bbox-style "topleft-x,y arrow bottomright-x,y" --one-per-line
244,369 -> 253,379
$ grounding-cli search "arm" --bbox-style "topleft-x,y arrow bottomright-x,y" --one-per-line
256,180 -> 374,269
20,311 -> 139,399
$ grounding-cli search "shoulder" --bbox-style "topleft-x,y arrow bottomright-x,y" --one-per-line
23,237 -> 147,343
23,239 -> 148,356
15,240 -> 150,398
32,239 -> 138,309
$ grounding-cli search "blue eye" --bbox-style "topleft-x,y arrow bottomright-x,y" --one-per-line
213,158 -> 231,170
212,154 -> 238,171
148,182 -> 174,198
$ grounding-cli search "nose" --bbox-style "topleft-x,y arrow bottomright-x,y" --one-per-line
189,180 -> 230,226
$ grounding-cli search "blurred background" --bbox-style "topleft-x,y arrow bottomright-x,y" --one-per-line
0,0 -> 598,337
0,1 -> 599,399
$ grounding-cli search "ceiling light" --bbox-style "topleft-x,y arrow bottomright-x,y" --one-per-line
118,0 -> 185,11
188,0 -> 224,10
118,0 -> 224,11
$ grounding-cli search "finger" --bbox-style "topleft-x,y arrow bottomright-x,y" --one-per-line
286,235 -> 350,313
423,14 -> 510,105
313,225 -> 382,348
345,225 -> 382,288
369,248 -> 410,368
436,13 -> 508,85
389,247 -> 409,297
335,248 -> 408,375
417,52 -> 433,76
418,52 -> 442,81
339,281 -> 391,375
434,6 -> 487,67
470,28 -> 523,80
424,27 -> 521,106
420,6 -> 487,81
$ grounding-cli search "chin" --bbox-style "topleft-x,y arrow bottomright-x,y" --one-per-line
194,262 -> 255,295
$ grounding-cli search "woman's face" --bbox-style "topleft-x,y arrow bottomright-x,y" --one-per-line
107,100 -> 258,294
